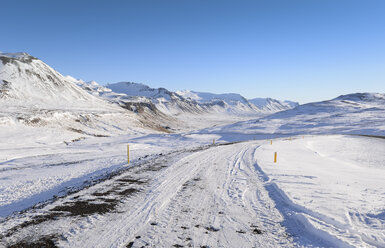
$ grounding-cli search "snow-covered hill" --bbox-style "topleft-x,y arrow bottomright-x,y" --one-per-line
0,53 -> 180,141
208,92 -> 385,137
0,52 -> 113,111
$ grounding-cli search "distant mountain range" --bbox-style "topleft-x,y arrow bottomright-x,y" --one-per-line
3,51 -> 381,138
81,81 -> 299,116
0,52 -> 300,136
0,52 -> 298,118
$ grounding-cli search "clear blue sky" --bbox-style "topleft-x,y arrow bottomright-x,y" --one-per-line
1,0 -> 384,103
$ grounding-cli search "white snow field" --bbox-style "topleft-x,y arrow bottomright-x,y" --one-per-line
254,135 -> 385,247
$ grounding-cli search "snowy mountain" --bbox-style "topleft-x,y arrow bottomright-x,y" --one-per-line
0,51 -> 299,137
76,81 -> 207,117
101,82 -> 264,116
0,52 -> 179,138
248,97 -> 299,112
175,90 -> 259,113
0,52 -> 113,111
176,90 -> 298,114
176,90 -> 249,105
108,82 -> 177,101
208,92 -> 385,136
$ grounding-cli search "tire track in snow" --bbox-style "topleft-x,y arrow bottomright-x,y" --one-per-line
132,142 -> 295,248
2,142 -> 295,247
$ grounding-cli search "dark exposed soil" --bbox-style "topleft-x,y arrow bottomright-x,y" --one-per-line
250,224 -> 263,234
91,190 -> 117,197
7,235 -> 58,248
116,188 -> 140,196
126,241 -> 134,248
117,177 -> 148,184
3,212 -> 63,239
50,200 -> 116,216
205,226 -> 220,232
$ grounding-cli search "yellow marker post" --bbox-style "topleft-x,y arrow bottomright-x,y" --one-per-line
213,139 -> 215,145
127,144 -> 130,164
274,152 -> 277,163
270,140 -> 272,145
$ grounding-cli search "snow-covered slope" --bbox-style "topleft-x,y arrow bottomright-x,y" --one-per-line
0,53 -> 181,139
0,52 -> 113,111
108,82 -> 176,100
105,82 -> 263,116
0,51 -> 297,137
248,97 -> 299,112
74,81 -> 207,125
106,82 -> 206,116
206,92 -> 385,137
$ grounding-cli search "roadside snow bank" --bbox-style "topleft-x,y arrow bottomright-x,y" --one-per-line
254,135 -> 385,247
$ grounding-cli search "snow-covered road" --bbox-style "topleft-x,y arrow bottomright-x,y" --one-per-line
1,135 -> 384,247
0,142 -> 295,247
